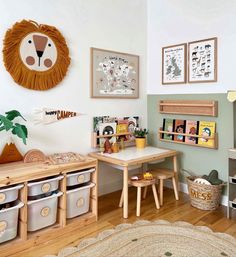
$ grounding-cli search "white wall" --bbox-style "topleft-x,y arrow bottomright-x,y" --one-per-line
0,0 -> 147,195
147,0 -> 236,94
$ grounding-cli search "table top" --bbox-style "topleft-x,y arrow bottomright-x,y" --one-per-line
0,156 -> 97,186
89,146 -> 177,166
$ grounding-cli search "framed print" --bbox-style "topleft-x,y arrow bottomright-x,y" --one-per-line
162,43 -> 187,84
91,48 -> 139,98
188,37 -> 217,83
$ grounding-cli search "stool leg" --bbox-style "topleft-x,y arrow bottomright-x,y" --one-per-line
172,176 -> 179,201
119,189 -> 124,207
152,184 -> 160,209
159,179 -> 164,206
143,186 -> 148,199
136,187 -> 141,216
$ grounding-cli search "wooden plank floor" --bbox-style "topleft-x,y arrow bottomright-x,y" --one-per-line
12,187 -> 236,257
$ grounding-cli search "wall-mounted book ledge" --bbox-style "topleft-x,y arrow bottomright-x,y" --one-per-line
159,100 -> 218,117
158,128 -> 218,149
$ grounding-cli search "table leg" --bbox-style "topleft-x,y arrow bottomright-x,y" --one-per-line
123,166 -> 129,218
173,155 -> 179,197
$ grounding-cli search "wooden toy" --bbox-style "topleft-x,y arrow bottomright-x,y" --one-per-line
23,149 -> 46,163
103,138 -> 113,154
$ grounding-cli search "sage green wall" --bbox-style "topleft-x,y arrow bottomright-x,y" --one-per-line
147,94 -> 234,191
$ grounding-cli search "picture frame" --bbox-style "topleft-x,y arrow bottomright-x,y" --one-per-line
188,37 -> 217,83
90,47 -> 139,99
162,43 -> 187,85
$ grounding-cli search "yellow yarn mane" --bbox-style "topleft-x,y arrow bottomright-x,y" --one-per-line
3,20 -> 70,90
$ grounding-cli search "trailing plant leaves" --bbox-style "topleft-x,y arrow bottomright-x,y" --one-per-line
0,115 -> 13,131
12,123 -> 28,145
5,110 -> 26,121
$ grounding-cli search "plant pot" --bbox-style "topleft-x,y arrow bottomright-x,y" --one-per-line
135,138 -> 146,149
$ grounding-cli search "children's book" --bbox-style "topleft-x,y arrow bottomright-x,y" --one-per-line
117,119 -> 128,134
173,119 -> 186,142
185,120 -> 199,144
198,121 -> 216,147
162,118 -> 174,140
98,122 -> 117,148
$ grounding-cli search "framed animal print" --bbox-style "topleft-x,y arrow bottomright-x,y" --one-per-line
162,43 -> 187,84
188,37 -> 217,83
90,48 -> 139,99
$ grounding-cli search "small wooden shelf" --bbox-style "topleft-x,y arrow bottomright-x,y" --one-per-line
158,129 -> 218,149
91,132 -> 134,148
159,100 -> 218,117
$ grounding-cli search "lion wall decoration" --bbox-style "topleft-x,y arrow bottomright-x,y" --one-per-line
3,20 -> 70,90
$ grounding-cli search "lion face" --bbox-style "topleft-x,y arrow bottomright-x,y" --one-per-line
20,32 -> 58,71
3,20 -> 70,90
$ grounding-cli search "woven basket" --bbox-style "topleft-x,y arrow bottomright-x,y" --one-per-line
186,176 -> 224,211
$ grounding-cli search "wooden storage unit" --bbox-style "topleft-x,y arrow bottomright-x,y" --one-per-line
158,129 -> 218,149
228,149 -> 236,218
159,100 -> 218,117
0,157 -> 97,256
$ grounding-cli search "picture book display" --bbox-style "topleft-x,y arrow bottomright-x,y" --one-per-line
117,119 -> 129,134
198,121 -> 216,147
162,118 -> 174,140
161,118 -> 216,148
173,119 -> 185,142
93,116 -> 140,147
185,120 -> 198,144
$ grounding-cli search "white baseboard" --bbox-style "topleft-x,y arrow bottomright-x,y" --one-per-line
98,179 -> 123,196
164,180 -> 228,207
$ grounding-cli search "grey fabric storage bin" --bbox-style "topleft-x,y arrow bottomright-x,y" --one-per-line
27,191 -> 63,232
67,168 -> 95,186
66,183 -> 95,218
28,175 -> 63,196
0,201 -> 24,243
0,184 -> 23,205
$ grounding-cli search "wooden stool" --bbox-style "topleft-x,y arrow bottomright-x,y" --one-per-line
119,177 -> 160,216
147,168 -> 179,206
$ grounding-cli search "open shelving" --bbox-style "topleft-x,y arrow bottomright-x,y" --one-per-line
159,100 -> 218,116
0,158 -> 98,255
158,128 -> 218,149
91,131 -> 134,148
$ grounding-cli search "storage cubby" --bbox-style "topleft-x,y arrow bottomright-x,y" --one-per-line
0,157 -> 97,255
228,149 -> 236,218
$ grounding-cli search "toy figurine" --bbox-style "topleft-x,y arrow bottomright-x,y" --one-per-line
104,138 -> 113,154
112,142 -> 119,153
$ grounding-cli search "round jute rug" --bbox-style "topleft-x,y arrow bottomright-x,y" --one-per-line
45,220 -> 236,257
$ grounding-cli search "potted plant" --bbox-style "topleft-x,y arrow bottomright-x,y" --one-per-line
0,110 -> 28,163
133,128 -> 148,149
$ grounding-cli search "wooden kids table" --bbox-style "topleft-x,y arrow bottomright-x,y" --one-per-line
89,146 -> 178,218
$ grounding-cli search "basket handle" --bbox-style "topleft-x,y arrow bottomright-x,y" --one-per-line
181,168 -> 196,177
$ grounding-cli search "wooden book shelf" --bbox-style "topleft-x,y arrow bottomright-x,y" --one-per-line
91,132 -> 134,148
159,100 -> 218,117
158,129 -> 218,149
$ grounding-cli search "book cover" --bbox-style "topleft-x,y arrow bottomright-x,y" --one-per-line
173,119 -> 186,142
98,122 -> 117,148
124,116 -> 139,141
162,118 -> 174,140
117,119 -> 128,134
198,121 -> 216,147
185,120 -> 199,144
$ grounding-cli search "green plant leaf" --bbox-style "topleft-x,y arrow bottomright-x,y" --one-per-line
12,123 -> 28,145
5,110 -> 26,121
0,115 -> 13,131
